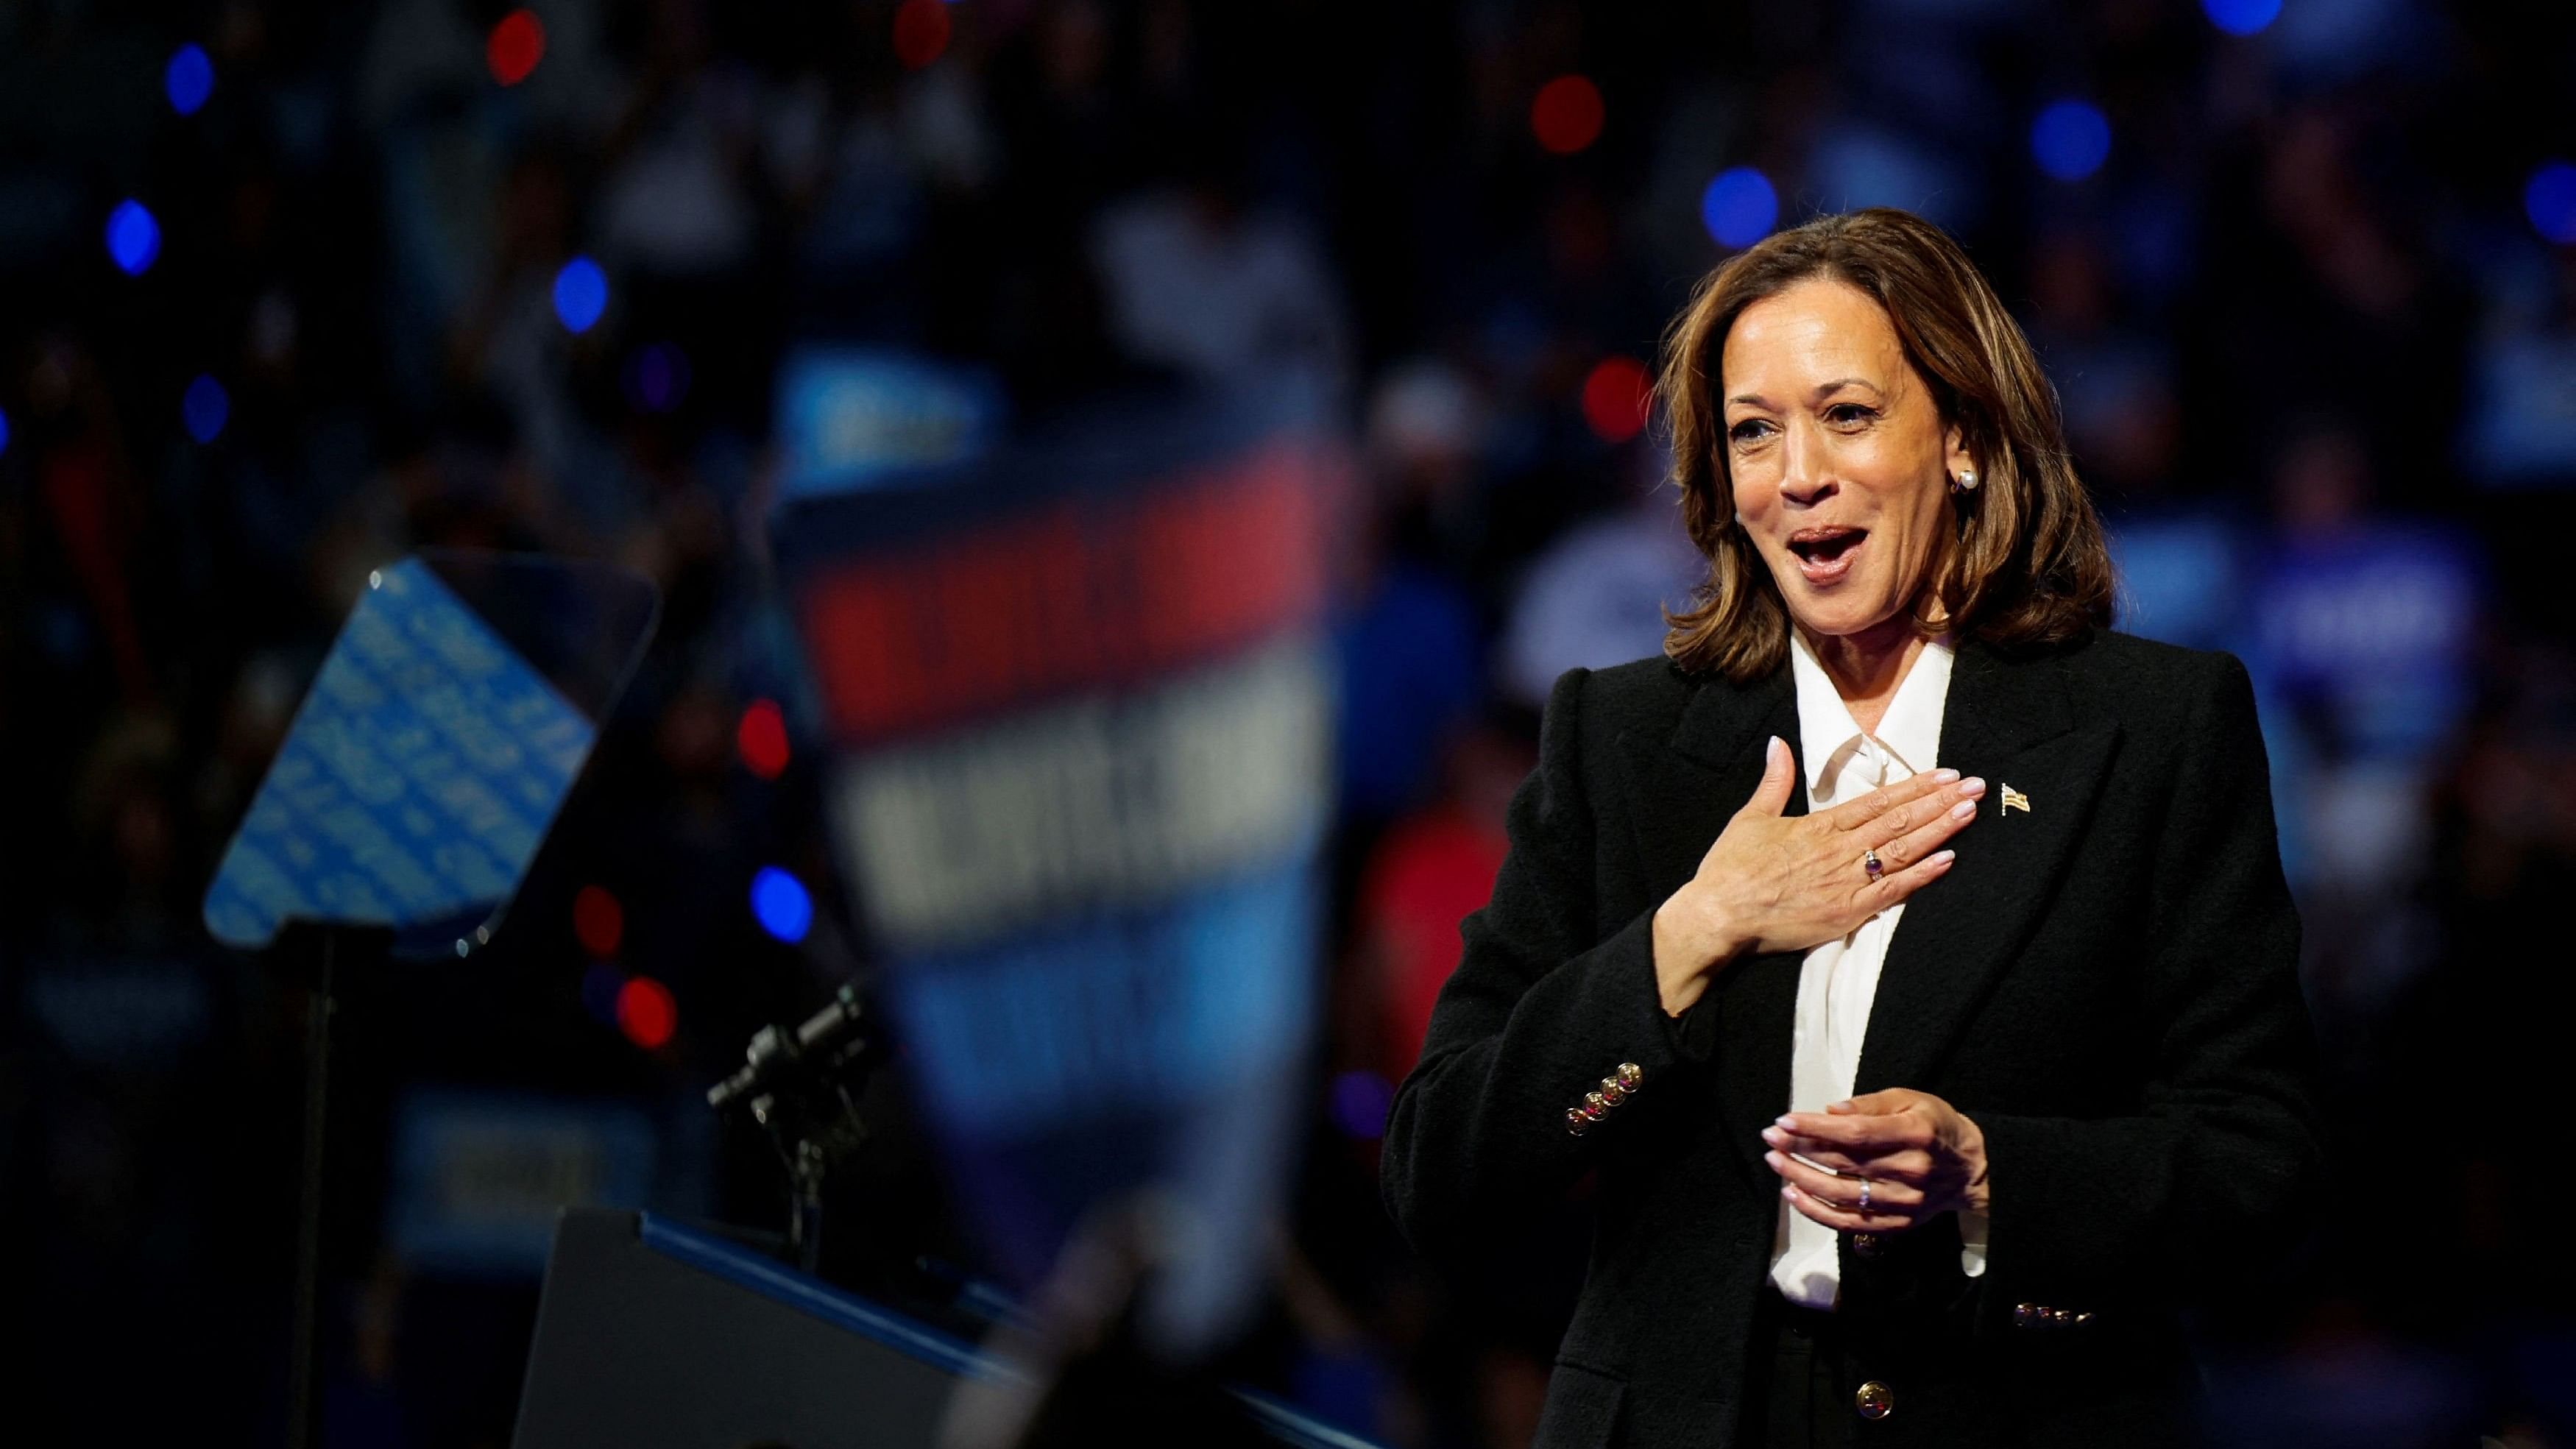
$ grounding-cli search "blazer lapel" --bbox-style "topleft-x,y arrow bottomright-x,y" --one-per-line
1613,665 -> 1807,1196
1853,638 -> 2121,1095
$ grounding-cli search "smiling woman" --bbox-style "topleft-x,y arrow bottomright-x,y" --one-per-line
1381,208 -> 2321,1448
1659,208 -> 2112,693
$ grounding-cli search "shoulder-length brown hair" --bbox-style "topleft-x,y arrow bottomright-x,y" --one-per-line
1657,207 -> 2113,681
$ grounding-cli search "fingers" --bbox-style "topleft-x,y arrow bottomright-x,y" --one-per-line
1780,1180 -> 1911,1234
1761,1124 -> 1933,1178
1738,735 -> 1797,819
1774,1107 -> 1931,1151
1855,845 -> 1956,913
1866,785 -> 1981,871
1767,1151 -> 1926,1216
1821,767 -> 1961,834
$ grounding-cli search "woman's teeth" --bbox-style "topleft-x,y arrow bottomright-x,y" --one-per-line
1788,530 -> 1865,581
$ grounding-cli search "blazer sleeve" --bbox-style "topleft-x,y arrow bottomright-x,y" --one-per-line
1968,651 -> 2324,1311
1380,666 -> 1701,1252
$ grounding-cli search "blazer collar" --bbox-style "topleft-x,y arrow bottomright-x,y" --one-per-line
1666,634 -> 2084,774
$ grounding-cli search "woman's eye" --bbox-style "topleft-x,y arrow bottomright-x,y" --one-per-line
1826,403 -> 1877,427
1728,419 -> 1772,444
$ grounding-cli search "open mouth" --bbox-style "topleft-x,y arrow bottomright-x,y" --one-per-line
1786,526 -> 1868,584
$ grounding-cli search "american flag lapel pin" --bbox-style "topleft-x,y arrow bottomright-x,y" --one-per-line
2000,783 -> 2030,815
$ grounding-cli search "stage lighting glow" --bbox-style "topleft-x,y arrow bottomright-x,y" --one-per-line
2525,162 -> 2576,245
552,256 -> 606,333
2201,0 -> 2282,35
1701,167 -> 1777,249
616,975 -> 677,1049
183,375 -> 230,444
573,885 -> 624,957
486,10 -> 546,86
1582,356 -> 1652,444
893,0 -> 950,68
630,342 -> 690,412
751,867 -> 813,944
105,200 -> 160,275
737,699 -> 790,779
2031,100 -> 2111,182
0,406 -> 10,458
166,44 -> 213,116
1531,75 -> 1604,155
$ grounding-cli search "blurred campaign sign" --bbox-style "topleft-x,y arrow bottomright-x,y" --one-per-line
774,347 -> 1005,503
776,387 -> 1346,1357
2250,523 -> 2483,766
2107,511 -> 2251,654
386,1088 -> 658,1278
202,551 -> 657,960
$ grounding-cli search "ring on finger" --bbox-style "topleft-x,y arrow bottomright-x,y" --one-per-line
1861,847 -> 1884,881
1856,1177 -> 1873,1212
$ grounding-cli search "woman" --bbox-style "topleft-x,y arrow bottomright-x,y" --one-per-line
1381,208 -> 2321,1448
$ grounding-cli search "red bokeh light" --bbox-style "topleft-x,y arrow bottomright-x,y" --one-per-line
573,885 -> 623,957
1530,75 -> 1604,155
737,698 -> 790,780
1581,356 -> 1653,444
486,10 -> 546,86
617,976 -> 677,1050
892,0 -> 950,70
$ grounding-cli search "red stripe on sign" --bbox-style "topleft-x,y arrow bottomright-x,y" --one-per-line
801,440 -> 1336,745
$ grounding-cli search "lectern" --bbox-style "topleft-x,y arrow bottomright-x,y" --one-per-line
512,1209 -> 1378,1449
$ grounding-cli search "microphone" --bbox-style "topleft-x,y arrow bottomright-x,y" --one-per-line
706,982 -> 877,1113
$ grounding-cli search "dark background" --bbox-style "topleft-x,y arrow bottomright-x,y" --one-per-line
5,1 -> 2576,1445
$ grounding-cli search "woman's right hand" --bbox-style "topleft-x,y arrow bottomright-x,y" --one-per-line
1651,737 -> 1984,1017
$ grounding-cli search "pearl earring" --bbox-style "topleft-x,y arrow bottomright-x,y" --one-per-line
1950,469 -> 1980,495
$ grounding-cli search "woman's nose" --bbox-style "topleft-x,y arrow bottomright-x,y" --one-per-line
1777,419 -> 1835,506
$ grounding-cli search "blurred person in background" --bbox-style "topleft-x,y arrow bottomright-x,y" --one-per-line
1382,209 -> 2322,1447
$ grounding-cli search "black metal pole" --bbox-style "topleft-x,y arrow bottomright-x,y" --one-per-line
286,930 -> 336,1449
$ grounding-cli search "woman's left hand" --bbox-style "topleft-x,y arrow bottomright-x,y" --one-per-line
1761,1088 -> 1992,1234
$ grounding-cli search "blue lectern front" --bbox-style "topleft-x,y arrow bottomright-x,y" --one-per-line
512,1210 -> 1377,1449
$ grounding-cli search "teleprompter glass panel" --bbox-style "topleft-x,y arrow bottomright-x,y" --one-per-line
202,550 -> 658,960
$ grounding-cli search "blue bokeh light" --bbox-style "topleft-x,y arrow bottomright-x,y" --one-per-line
552,256 -> 608,333
2202,0 -> 2282,36
2031,100 -> 2112,183
2525,162 -> 2576,245
183,375 -> 230,444
105,200 -> 160,275
166,44 -> 214,116
1700,166 -> 1778,249
0,406 -> 10,458
751,866 -> 813,944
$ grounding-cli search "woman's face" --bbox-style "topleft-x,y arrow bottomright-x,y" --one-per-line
1719,277 -> 1972,645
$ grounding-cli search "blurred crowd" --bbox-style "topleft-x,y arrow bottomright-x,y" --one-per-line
7,0 -> 2576,1445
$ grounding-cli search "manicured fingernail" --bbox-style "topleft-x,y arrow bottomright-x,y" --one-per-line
1764,1150 -> 1784,1169
1931,768 -> 1960,783
1761,1126 -> 1785,1144
1929,849 -> 1955,865
1781,1185 -> 1799,1200
1775,1115 -> 1798,1129
1950,799 -> 1975,820
1958,777 -> 1986,796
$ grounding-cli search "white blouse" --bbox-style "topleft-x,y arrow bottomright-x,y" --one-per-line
1769,630 -> 1990,1310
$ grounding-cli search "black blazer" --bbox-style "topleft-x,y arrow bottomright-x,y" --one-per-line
1381,630 -> 2323,1448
